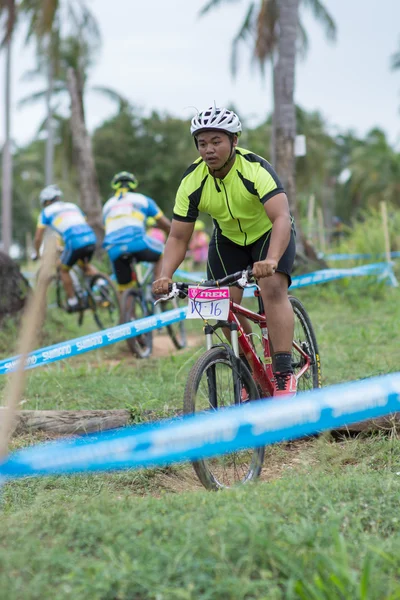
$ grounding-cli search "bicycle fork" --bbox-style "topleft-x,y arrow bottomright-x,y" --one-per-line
204,322 -> 242,407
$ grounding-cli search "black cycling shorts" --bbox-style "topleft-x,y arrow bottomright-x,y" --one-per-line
61,244 -> 96,269
113,249 -> 161,285
207,228 -> 296,287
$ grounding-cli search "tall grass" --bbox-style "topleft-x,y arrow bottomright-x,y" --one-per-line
331,205 -> 400,258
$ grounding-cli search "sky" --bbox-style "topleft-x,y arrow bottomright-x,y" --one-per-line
1,0 -> 400,148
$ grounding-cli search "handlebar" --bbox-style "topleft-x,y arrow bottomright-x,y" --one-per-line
165,268 -> 254,296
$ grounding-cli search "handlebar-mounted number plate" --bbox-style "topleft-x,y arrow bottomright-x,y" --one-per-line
186,286 -> 230,320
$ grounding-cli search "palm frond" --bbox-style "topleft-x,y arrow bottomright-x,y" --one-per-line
254,0 -> 276,65
390,43 -> 400,71
297,17 -> 309,61
0,0 -> 17,46
231,2 -> 256,76
40,0 -> 58,35
17,82 -> 65,108
20,66 -> 44,82
198,0 -> 242,17
34,103 -> 62,135
301,0 -> 337,42
68,0 -> 101,45
90,85 -> 129,107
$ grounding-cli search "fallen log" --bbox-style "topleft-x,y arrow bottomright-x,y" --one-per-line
332,413 -> 400,435
3,408 -> 399,438
12,409 -> 132,435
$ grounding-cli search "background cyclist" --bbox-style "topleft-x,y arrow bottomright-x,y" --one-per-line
102,171 -> 171,296
146,216 -> 167,245
188,219 -> 210,271
153,106 -> 297,397
32,184 -> 98,312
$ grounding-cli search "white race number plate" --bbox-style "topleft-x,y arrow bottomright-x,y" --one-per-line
186,286 -> 230,320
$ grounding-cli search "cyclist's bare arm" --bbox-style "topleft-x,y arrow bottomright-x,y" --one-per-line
153,220 -> 194,294
33,227 -> 45,257
155,214 -> 172,234
253,193 -> 291,279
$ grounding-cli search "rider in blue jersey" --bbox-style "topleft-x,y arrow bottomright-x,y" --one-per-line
102,171 -> 171,293
32,184 -> 98,311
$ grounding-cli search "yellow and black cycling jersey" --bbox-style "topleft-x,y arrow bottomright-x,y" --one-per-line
173,147 -> 284,246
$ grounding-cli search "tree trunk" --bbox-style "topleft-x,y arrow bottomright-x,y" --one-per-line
273,0 -> 298,216
0,251 -> 30,320
66,67 -> 104,247
273,0 -> 327,270
1,38 -> 13,255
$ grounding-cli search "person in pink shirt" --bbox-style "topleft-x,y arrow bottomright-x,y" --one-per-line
189,220 -> 210,269
146,217 -> 167,245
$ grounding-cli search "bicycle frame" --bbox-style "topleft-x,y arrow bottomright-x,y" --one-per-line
203,293 -> 312,398
134,262 -> 154,289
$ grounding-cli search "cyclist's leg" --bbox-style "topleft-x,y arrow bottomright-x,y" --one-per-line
207,229 -> 253,338
133,235 -> 164,281
76,244 -> 97,276
252,229 -> 296,394
109,250 -> 135,299
59,246 -> 80,300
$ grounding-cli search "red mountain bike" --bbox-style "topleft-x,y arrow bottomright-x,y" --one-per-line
159,269 -> 321,490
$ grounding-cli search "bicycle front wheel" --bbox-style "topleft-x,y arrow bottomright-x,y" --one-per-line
290,296 -> 322,391
184,346 -> 265,491
89,274 -> 121,330
121,289 -> 153,358
161,297 -> 187,350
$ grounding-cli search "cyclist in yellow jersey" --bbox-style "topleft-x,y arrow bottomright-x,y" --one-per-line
153,105 -> 297,397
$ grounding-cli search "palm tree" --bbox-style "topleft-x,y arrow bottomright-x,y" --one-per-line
347,129 -> 400,212
17,0 -> 107,240
200,0 -> 336,259
20,0 -> 101,185
0,0 -> 17,254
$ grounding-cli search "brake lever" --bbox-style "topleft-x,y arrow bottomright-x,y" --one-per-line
154,293 -> 173,306
236,270 -> 255,288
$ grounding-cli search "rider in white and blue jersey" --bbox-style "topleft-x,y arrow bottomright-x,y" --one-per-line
102,171 -> 171,292
32,184 -> 98,311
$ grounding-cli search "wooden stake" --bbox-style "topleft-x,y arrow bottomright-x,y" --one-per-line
0,235 -> 58,459
317,207 -> 326,253
307,194 -> 315,242
380,201 -> 391,263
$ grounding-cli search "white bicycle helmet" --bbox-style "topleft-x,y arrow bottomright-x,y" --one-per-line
190,106 -> 242,136
39,184 -> 63,206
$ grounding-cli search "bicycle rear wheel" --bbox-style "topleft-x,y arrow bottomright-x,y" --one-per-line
121,289 -> 153,358
89,274 -> 121,330
55,273 -> 68,310
290,296 -> 322,391
161,297 -> 187,350
184,346 -> 264,490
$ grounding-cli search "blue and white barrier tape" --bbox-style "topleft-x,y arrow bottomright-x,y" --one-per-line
0,307 -> 187,375
1,263 -> 395,376
325,251 -> 400,261
1,372 -> 399,480
289,262 -> 397,289
178,262 -> 398,295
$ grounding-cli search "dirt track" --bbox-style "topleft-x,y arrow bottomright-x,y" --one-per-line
151,332 -> 201,358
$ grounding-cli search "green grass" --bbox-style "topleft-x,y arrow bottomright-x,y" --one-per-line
0,277 -> 400,598
2,456 -> 400,599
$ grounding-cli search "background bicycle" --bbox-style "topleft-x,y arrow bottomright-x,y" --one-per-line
120,260 -> 187,358
161,269 -> 321,490
44,262 -> 121,331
